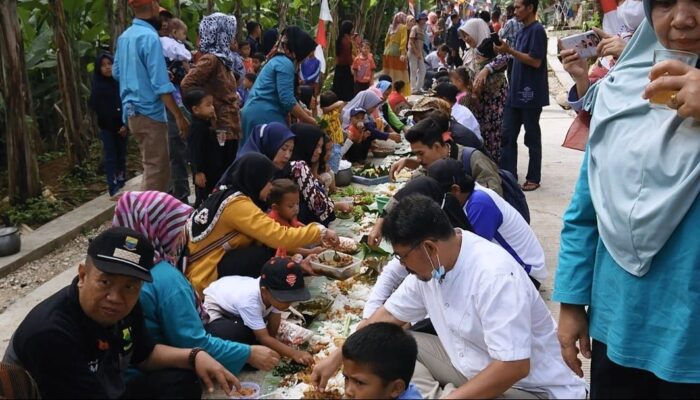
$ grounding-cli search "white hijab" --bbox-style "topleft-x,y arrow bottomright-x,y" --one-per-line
459,19 -> 491,74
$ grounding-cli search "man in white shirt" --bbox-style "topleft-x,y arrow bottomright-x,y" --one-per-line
312,196 -> 587,399
425,44 -> 450,70
434,82 -> 481,139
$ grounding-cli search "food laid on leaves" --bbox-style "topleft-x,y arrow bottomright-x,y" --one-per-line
336,236 -> 358,254
352,164 -> 390,179
272,360 -> 310,378
303,388 -> 343,399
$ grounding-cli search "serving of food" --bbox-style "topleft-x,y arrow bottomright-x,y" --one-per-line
229,382 -> 260,399
352,164 -> 390,179
335,236 -> 358,254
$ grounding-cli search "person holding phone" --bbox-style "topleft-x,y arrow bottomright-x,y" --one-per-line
494,0 -> 548,192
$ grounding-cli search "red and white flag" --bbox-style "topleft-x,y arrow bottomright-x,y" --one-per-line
316,0 -> 332,48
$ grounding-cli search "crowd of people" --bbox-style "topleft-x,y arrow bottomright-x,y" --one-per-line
3,0 -> 700,398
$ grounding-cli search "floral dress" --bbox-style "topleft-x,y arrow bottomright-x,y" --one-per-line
290,161 -> 335,226
461,55 -> 509,163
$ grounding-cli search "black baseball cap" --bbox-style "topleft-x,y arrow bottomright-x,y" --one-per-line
350,107 -> 367,118
260,257 -> 311,303
87,227 -> 155,282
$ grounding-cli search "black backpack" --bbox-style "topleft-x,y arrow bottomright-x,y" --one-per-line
461,147 -> 531,224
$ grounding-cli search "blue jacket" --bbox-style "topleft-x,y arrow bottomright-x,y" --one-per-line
139,261 -> 251,373
113,19 -> 175,123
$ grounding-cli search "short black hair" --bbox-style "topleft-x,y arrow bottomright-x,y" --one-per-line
427,158 -> 476,194
450,67 -> 471,87
377,74 -> 393,83
252,52 -> 266,62
268,178 -> 299,205
320,91 -> 339,108
479,10 -> 491,23
438,44 -> 450,53
244,72 -> 257,83
521,0 -> 539,13
393,80 -> 406,92
405,117 -> 445,147
238,40 -> 251,49
182,88 -> 209,112
433,69 -> 450,81
434,82 -> 460,104
233,71 -> 241,82
246,21 -> 260,34
382,195 -> 455,247
342,323 -> 418,387
450,12 -> 459,20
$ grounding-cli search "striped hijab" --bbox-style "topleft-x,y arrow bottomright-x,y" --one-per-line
112,191 -> 194,264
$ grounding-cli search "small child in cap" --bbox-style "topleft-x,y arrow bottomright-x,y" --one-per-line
267,179 -> 325,260
203,257 -> 315,366
342,322 -> 422,399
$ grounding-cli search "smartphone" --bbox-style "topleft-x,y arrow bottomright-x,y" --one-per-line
490,32 -> 502,46
560,30 -> 601,59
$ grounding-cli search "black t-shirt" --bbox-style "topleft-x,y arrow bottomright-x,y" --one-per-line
3,278 -> 155,399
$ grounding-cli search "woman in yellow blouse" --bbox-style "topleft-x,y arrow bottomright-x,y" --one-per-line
185,153 -> 339,295
382,12 -> 411,97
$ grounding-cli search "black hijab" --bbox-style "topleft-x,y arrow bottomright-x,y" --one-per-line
190,154 -> 276,238
298,85 -> 314,109
290,123 -> 324,165
262,28 -> 279,56
281,26 -> 318,63
393,176 -> 473,232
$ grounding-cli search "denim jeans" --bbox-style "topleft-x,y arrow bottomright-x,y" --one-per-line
499,106 -> 542,184
166,109 -> 190,203
99,129 -> 128,196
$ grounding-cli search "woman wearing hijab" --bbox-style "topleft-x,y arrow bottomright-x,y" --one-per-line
261,28 -> 278,58
289,124 -> 338,225
240,26 -> 318,145
372,78 -> 406,134
341,90 -> 384,128
182,13 -> 241,162
340,90 -> 401,163
382,12 -> 411,96
185,153 -> 338,295
331,20 -> 355,101
89,51 -> 127,197
235,122 -> 295,173
362,176 -> 472,319
113,191 -> 281,376
556,0 -> 700,396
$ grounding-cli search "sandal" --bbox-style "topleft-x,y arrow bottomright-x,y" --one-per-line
521,181 -> 541,192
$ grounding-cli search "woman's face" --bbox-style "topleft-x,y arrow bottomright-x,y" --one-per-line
100,58 -> 113,78
652,0 -> 700,55
323,140 -> 332,163
311,138 -> 324,163
460,31 -> 477,48
273,139 -> 294,169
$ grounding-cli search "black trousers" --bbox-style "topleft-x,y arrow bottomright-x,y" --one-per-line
591,340 -> 700,399
124,368 -> 201,399
217,245 -> 274,279
206,315 -> 257,345
499,106 -> 542,184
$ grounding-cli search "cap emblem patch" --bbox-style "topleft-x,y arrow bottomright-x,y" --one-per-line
124,236 -> 138,251
286,273 -> 297,287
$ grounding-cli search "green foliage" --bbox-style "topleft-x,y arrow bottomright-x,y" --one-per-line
5,196 -> 66,227
583,10 -> 602,30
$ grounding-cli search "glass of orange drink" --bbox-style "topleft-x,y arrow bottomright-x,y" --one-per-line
649,49 -> 698,108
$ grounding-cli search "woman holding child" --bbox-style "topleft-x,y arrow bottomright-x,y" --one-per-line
181,13 -> 241,157
185,153 -> 339,295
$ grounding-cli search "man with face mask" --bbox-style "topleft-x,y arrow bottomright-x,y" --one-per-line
113,0 -> 190,193
312,196 -> 587,399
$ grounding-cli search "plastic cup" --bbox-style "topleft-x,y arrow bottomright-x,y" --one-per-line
649,49 -> 698,108
216,129 -> 227,147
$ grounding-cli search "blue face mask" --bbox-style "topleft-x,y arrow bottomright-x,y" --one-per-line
423,245 -> 446,282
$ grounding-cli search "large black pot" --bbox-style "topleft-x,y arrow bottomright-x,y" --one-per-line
0,227 -> 21,257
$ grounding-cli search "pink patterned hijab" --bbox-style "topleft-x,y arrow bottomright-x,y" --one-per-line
112,191 -> 193,265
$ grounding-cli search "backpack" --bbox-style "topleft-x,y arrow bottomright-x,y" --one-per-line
461,147 -> 531,224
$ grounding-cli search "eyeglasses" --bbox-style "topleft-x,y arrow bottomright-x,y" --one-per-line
392,242 -> 422,265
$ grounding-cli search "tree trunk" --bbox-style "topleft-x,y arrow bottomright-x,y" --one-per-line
50,0 -> 88,167
0,0 -> 42,203
255,0 -> 261,24
174,0 -> 180,17
105,0 -> 115,50
113,0 -> 128,49
207,0 -> 214,15
354,0 -> 370,39
367,0 -> 388,52
278,1 -> 288,31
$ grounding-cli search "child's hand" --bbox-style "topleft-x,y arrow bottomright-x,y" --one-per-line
195,173 -> 207,188
292,350 -> 315,366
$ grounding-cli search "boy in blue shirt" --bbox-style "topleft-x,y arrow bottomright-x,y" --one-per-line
341,322 -> 422,399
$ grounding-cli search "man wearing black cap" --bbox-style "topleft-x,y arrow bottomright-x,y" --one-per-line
3,227 -> 240,399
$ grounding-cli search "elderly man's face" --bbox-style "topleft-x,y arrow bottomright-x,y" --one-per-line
652,0 -> 700,56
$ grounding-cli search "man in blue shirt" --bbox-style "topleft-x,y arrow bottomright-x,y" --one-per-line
113,0 -> 189,192
494,0 -> 548,192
